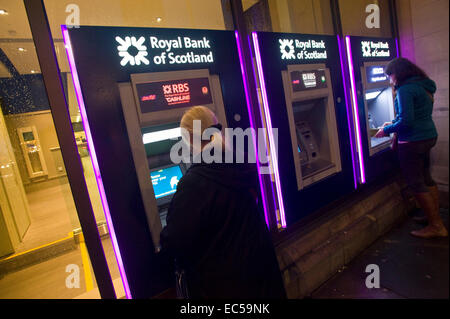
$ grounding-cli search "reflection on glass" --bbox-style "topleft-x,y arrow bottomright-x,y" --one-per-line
28,151 -> 43,173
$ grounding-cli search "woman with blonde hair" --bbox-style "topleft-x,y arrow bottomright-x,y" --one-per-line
160,106 -> 286,299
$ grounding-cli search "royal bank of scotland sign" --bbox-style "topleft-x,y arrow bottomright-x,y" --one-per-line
279,38 -> 328,60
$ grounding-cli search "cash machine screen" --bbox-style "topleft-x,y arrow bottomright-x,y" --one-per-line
366,66 -> 388,84
291,70 -> 327,92
150,165 -> 183,199
136,77 -> 213,114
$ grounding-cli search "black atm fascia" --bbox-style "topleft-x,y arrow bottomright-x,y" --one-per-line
63,26 -> 261,298
119,69 -> 228,249
253,32 -> 356,226
346,36 -> 398,185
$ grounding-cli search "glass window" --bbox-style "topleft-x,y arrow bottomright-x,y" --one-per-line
0,1 -> 99,298
37,0 -> 233,299
243,0 -> 335,35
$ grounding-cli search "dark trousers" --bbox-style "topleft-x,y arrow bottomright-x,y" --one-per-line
397,138 -> 437,193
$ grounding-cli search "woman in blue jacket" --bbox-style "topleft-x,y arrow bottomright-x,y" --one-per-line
375,57 -> 447,239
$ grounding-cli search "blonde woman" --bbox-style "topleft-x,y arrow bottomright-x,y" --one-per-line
160,106 -> 286,299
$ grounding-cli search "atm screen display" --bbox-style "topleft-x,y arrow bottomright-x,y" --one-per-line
136,77 -> 213,113
366,66 -> 388,83
150,165 -> 183,199
291,70 -> 327,92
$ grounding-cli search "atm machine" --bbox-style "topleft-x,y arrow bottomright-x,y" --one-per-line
284,66 -> 342,190
118,69 -> 228,241
345,36 -> 398,184
252,32 -> 357,226
63,26 -> 268,298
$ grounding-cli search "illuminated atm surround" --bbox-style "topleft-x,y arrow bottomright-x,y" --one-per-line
62,25 -> 272,298
252,31 -> 356,226
345,36 -> 399,184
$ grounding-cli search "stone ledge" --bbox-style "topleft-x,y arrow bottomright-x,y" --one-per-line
0,237 -> 77,278
276,178 -> 414,298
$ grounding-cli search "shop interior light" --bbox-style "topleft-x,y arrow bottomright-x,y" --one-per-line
0,9 -> 8,15
18,47 -> 26,52
142,128 -> 181,144
365,90 -> 382,100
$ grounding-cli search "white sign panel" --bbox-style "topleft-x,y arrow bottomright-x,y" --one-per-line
115,35 -> 214,67
361,40 -> 390,58
279,38 -> 327,61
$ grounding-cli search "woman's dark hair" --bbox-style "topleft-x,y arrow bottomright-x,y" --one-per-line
384,57 -> 428,86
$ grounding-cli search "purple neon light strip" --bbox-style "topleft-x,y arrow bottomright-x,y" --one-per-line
252,32 -> 287,228
247,35 -> 279,226
345,36 -> 366,184
395,38 -> 399,58
337,35 -> 358,190
235,31 -> 270,228
61,26 -> 132,299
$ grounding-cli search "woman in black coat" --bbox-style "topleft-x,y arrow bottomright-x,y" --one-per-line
160,106 -> 286,299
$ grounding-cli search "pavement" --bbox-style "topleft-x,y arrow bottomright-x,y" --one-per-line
311,207 -> 449,299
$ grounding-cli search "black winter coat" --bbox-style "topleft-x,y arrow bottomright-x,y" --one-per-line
160,159 -> 286,299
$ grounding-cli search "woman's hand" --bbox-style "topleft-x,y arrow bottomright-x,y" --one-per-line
374,128 -> 387,138
382,122 -> 392,127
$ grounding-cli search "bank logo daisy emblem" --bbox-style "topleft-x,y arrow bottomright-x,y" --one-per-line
362,41 -> 372,57
116,36 -> 150,66
279,39 -> 295,60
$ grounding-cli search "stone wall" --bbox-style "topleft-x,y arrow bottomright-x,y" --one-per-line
396,0 -> 449,191
275,176 -> 415,298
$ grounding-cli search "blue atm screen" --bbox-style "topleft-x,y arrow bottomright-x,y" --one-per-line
150,165 -> 183,199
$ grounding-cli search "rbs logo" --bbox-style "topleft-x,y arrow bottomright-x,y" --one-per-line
163,83 -> 190,95
279,39 -> 296,60
116,36 -> 150,66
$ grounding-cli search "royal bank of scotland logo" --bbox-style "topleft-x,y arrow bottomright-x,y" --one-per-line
279,39 -> 296,60
116,36 -> 150,66
362,41 -> 372,57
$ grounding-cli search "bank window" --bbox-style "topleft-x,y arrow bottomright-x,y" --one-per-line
0,1 -> 100,298
44,0 -> 233,32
